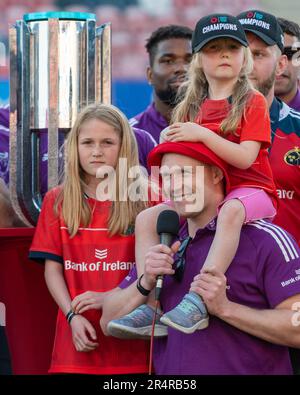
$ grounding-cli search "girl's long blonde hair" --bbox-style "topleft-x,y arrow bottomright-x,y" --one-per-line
172,46 -> 254,134
55,103 -> 150,237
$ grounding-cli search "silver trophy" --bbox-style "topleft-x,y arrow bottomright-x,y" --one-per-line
9,11 -> 111,226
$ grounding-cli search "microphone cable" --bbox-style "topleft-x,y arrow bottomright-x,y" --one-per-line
148,210 -> 180,374
148,299 -> 160,375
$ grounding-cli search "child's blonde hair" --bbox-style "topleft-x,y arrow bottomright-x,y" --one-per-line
55,103 -> 150,237
172,46 -> 254,134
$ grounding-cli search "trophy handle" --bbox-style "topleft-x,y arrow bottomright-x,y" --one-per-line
9,13 -> 112,226
48,18 -> 59,191
9,21 -> 36,226
96,23 -> 112,104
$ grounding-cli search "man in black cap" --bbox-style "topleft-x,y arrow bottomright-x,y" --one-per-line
238,10 -> 286,100
237,9 -> 300,375
238,10 -> 285,51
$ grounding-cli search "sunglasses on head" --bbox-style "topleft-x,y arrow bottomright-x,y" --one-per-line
283,46 -> 300,60
173,236 -> 192,282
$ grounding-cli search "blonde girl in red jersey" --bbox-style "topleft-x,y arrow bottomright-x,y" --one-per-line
159,14 -> 278,332
29,103 -> 151,374
107,14 -> 278,337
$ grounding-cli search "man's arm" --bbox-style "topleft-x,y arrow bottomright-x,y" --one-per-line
220,295 -> 300,348
102,240 -> 300,347
191,268 -> 300,348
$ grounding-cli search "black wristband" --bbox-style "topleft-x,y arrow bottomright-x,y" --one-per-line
66,309 -> 77,324
136,274 -> 151,296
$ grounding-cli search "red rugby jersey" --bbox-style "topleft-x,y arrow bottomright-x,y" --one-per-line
269,99 -> 300,246
29,187 -> 149,374
195,91 -> 277,204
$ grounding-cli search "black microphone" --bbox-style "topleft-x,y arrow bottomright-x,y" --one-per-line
155,210 -> 180,300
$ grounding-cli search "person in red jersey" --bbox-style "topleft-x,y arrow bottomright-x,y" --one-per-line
268,105 -> 300,246
237,10 -> 300,249
29,103 -> 151,374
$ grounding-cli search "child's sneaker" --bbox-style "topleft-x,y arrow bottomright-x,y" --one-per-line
107,304 -> 168,339
160,292 -> 209,334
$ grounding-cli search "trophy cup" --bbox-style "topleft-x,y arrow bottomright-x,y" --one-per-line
9,11 -> 111,226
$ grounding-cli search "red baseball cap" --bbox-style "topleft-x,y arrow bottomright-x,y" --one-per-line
148,141 -> 230,192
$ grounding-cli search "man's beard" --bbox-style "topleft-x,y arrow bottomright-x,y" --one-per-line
254,68 -> 276,97
155,86 -> 178,108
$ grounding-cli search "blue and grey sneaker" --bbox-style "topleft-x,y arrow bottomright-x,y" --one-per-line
160,292 -> 209,334
107,304 -> 168,339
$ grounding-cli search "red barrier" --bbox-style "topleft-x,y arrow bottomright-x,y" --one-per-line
0,228 -> 57,374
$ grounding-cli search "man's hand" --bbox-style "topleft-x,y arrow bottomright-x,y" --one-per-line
164,122 -> 210,143
71,291 -> 107,314
190,267 -> 231,317
142,241 -> 181,289
70,314 -> 99,352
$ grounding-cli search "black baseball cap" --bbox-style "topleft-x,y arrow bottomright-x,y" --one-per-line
192,14 -> 248,53
237,10 -> 284,53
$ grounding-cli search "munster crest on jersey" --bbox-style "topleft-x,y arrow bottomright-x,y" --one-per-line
284,147 -> 300,166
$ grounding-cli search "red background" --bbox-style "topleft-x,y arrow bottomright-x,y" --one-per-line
0,228 -> 57,374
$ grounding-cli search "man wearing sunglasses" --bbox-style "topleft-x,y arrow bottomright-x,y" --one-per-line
101,141 -> 300,375
275,18 -> 300,112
